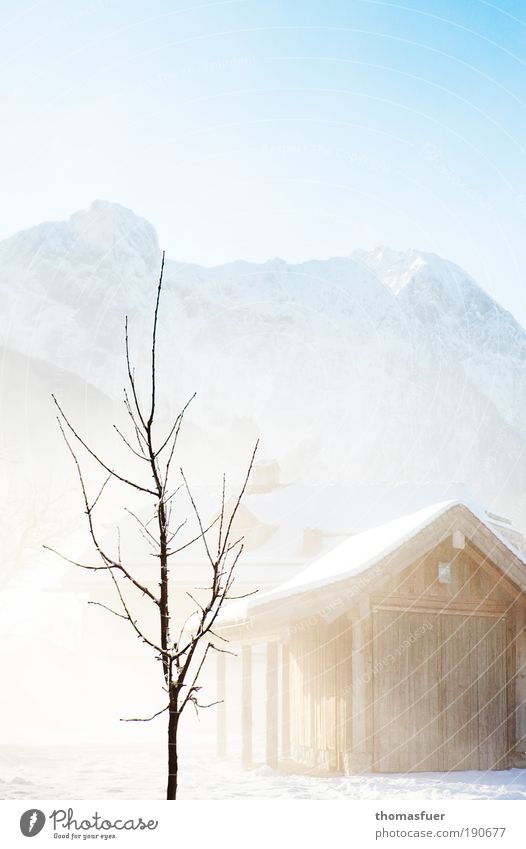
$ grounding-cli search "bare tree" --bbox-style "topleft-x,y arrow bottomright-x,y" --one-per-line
46,255 -> 258,799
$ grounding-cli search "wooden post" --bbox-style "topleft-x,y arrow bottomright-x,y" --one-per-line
347,597 -> 373,772
217,650 -> 226,759
241,644 -> 252,768
337,618 -> 353,771
266,641 -> 279,768
281,643 -> 291,759
514,605 -> 526,764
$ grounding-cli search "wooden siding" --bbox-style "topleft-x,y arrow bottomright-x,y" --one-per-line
372,608 -> 441,772
289,618 -> 352,770
372,609 -> 508,772
377,541 -> 516,608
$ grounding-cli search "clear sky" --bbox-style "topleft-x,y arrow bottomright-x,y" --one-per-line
2,0 -> 526,321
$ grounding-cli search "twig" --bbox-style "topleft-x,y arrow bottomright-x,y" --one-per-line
52,397 -> 156,496
217,473 -> 226,557
108,568 -> 166,656
147,251 -> 165,429
88,601 -> 128,620
125,318 -> 147,430
217,440 -> 259,562
167,516 -> 219,557
154,393 -> 196,461
180,468 -> 215,569
50,419 -> 159,605
90,475 -> 112,512
120,704 -> 170,722
113,424 -> 148,460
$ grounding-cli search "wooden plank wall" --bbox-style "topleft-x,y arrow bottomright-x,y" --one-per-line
379,542 -> 513,608
373,608 -> 509,772
289,616 -> 352,770
514,605 -> 526,758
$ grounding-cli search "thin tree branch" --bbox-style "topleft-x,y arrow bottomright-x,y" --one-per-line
108,568 -> 166,656
224,589 -> 259,600
166,518 -> 187,545
217,473 -> 226,557
125,318 -> 147,430
43,545 -> 113,572
113,424 -> 149,460
147,251 -> 165,429
52,418 -> 159,605
210,644 -> 237,656
217,440 -> 259,562
125,507 -> 159,547
123,388 -> 148,450
180,468 -> 215,569
52,397 -> 157,496
167,516 -> 219,557
180,642 -> 213,712
120,704 -> 170,722
154,392 -> 196,461
89,474 -> 112,512
194,699 -> 222,709
165,484 -> 183,503
88,600 -> 128,620
186,591 -> 205,614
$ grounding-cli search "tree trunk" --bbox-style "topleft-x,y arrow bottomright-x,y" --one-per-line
167,702 -> 179,800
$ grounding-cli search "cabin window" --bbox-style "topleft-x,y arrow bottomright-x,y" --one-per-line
438,561 -> 451,584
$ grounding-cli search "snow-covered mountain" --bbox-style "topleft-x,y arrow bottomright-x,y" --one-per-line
2,200 -> 526,529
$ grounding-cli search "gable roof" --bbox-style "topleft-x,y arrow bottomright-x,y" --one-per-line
216,499 -> 526,640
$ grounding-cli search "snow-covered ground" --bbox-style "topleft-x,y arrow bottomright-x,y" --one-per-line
1,744 -> 526,800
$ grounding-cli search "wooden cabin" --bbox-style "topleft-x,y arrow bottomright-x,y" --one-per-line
215,500 -> 526,774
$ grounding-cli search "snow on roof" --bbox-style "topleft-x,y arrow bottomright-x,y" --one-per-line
217,497 -> 526,628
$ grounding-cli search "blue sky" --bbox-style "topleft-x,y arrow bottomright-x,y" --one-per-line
2,0 -> 526,320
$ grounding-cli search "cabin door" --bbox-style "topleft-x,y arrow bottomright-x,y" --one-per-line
372,608 -> 508,772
